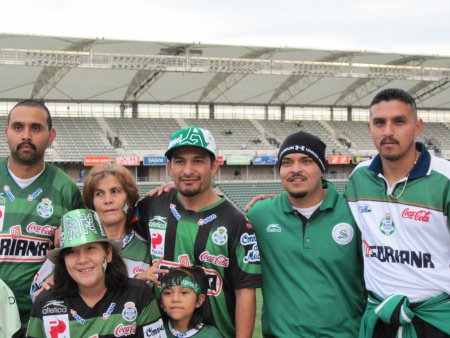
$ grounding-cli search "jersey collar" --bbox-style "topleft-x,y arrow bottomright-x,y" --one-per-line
368,142 -> 430,179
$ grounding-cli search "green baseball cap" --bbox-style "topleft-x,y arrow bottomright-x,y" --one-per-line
47,209 -> 123,263
165,126 -> 217,159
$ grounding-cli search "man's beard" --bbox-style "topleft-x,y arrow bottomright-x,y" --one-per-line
10,142 -> 44,165
288,191 -> 307,199
178,186 -> 201,197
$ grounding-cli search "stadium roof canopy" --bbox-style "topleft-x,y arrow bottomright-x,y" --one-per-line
1,33 -> 450,110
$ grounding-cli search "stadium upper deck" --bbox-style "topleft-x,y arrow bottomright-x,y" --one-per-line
2,33 -> 450,183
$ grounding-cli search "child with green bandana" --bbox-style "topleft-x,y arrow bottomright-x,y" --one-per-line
159,267 -> 223,337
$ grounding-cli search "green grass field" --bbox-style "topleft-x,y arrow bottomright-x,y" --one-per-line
253,288 -> 263,338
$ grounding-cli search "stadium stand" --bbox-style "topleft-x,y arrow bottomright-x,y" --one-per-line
184,118 -> 275,151
104,117 -> 181,152
258,120 -> 349,156
50,117 -> 117,162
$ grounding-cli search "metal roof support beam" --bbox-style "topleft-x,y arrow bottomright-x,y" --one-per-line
30,40 -> 96,99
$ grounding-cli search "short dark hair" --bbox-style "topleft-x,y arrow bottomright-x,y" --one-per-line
8,100 -> 52,130
158,266 -> 217,330
52,242 -> 128,298
82,164 -> 140,233
370,88 -> 417,116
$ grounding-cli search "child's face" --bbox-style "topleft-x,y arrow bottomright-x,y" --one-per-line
161,285 -> 205,331
64,243 -> 112,292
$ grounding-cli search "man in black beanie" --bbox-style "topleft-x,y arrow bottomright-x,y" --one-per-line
245,130 -> 365,337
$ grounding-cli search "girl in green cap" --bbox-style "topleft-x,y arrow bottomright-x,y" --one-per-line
27,209 -> 166,338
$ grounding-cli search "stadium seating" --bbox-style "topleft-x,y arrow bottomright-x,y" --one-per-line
105,117 -> 180,151
51,117 -> 117,162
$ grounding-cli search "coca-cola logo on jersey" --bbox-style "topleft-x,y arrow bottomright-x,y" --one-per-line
401,208 -> 431,222
26,222 -> 57,236
114,323 -> 136,336
199,251 -> 229,267
132,266 -> 144,274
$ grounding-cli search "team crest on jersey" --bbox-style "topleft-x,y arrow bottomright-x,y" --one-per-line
36,198 -> 54,218
28,188 -> 43,201
148,216 -> 167,230
380,213 -> 395,235
332,223 -> 354,245
212,226 -> 228,246
122,302 -> 138,322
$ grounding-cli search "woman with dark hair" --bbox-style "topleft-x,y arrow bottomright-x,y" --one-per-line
27,209 -> 166,337
31,164 -> 167,301
159,266 -> 223,337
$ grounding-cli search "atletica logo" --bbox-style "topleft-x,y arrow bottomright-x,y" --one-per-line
148,216 -> 167,229
42,300 -> 67,315
266,224 -> 281,233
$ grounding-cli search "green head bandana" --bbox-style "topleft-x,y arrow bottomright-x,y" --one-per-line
165,126 -> 217,159
161,277 -> 203,295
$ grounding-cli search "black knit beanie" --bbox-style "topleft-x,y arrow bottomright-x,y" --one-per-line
278,131 -> 327,172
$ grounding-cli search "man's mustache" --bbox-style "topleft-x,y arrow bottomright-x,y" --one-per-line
380,137 -> 399,145
17,142 -> 36,151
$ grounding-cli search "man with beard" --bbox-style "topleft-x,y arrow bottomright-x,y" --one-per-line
135,126 -> 262,338
346,88 -> 450,337
0,100 -> 82,336
245,130 -> 365,337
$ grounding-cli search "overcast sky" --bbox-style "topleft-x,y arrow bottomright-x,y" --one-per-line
2,0 -> 449,56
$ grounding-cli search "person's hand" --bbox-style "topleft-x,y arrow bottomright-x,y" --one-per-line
35,275 -> 55,297
53,227 -> 62,248
134,257 -> 169,285
145,182 -> 176,197
243,194 -> 277,212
